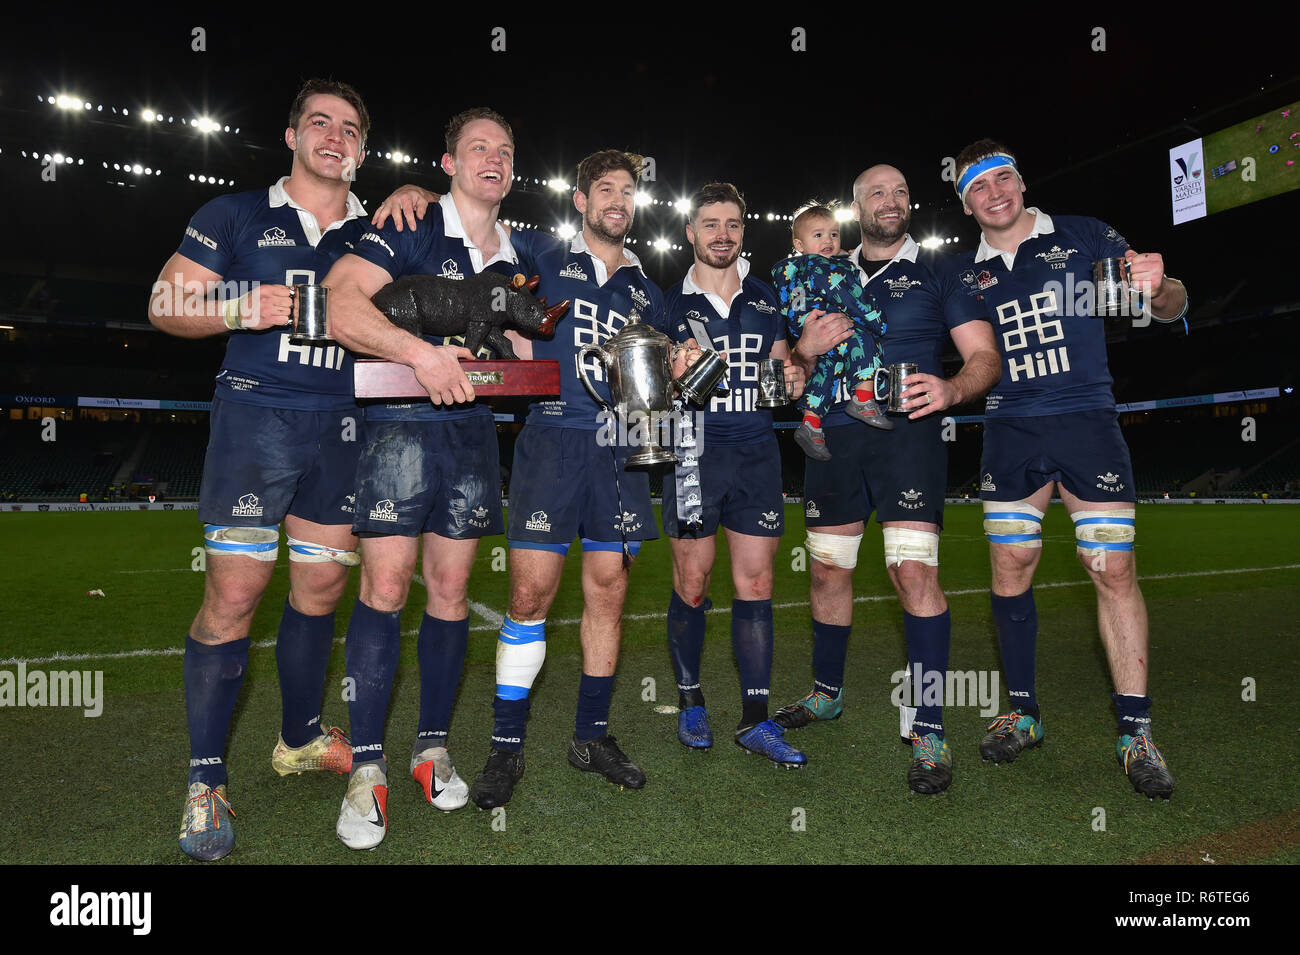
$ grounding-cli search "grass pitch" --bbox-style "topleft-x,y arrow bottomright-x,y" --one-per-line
0,503 -> 1296,865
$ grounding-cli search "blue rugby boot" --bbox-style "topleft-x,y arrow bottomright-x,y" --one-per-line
677,705 -> 713,750
735,720 -> 807,768
178,782 -> 235,862
773,687 -> 843,730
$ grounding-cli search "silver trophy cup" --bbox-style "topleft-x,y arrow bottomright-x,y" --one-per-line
290,284 -> 331,343
579,318 -> 679,467
756,357 -> 790,408
1092,258 -> 1146,319
873,362 -> 919,414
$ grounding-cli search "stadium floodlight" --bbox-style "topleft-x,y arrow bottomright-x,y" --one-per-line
53,153 -> 64,164
188,173 -> 195,180
921,236 -> 942,250
140,109 -> 155,122
55,94 -> 84,110
556,222 -> 577,240
673,198 -> 690,214
548,178 -> 569,192
636,191 -> 654,206
194,117 -> 220,134
833,207 -> 855,222
653,238 -> 670,251
132,164 -> 142,175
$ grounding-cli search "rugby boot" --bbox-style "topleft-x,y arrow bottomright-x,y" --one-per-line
1118,730 -> 1175,800
735,720 -> 807,768
178,782 -> 235,862
271,725 -> 353,776
773,687 -> 843,730
469,748 -> 525,809
336,761 -> 389,850
677,705 -> 713,749
410,745 -> 470,811
979,708 -> 1043,764
907,732 -> 953,795
568,734 -> 646,790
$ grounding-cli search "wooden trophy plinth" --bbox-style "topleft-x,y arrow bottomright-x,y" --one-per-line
354,359 -> 561,400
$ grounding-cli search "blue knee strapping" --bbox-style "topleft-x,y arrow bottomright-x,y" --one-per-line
509,540 -> 570,554
581,538 -> 640,555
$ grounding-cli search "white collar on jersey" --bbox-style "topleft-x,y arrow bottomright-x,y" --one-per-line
266,175 -> 364,223
569,230 -> 646,286
845,233 -> 920,283
974,207 -> 1055,266
681,256 -> 750,316
438,193 -> 518,270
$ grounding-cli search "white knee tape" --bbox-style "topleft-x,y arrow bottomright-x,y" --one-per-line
496,638 -> 547,694
806,530 -> 864,570
204,525 -> 279,561
1071,509 -> 1136,553
286,536 -> 361,566
982,501 -> 1044,549
882,527 -> 939,567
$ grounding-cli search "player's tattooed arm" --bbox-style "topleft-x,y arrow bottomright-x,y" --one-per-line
323,253 -> 476,405
788,308 -> 853,377
1125,250 -> 1187,321
148,253 -> 293,338
372,185 -> 441,232
903,320 -> 1001,419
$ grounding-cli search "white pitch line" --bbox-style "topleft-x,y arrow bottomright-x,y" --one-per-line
3,564 -> 1295,665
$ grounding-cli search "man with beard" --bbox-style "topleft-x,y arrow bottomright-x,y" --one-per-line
466,149 -> 700,807
660,183 -> 807,765
951,139 -> 1184,799
778,165 -> 1000,794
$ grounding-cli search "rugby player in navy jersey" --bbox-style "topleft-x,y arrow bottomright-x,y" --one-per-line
952,139 -> 1186,799
661,183 -> 810,765
779,165 -> 1000,794
465,150 -> 700,807
315,108 -> 527,848
148,79 -> 372,861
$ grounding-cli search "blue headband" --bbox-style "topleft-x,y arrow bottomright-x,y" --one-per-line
956,154 -> 1018,202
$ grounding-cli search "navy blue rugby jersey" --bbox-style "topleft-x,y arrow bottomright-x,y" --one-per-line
951,209 -> 1128,418
348,194 -> 524,422
509,229 -> 667,430
664,258 -> 782,445
176,177 -> 368,411
818,235 -> 987,427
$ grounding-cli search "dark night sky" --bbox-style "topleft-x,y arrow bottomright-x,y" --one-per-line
2,12 -> 1298,298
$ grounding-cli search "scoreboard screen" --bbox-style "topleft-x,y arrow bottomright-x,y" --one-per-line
1170,99 -> 1300,224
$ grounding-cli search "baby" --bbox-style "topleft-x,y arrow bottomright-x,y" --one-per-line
771,204 -> 890,461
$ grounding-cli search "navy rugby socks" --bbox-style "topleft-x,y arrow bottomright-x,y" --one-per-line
904,609 -> 951,739
575,673 -> 614,742
990,587 -> 1039,716
810,619 -> 850,697
732,599 -> 774,728
343,601 -> 402,765
275,598 -> 336,748
414,614 -> 469,751
1113,693 -> 1153,737
667,590 -> 707,709
184,635 -> 249,787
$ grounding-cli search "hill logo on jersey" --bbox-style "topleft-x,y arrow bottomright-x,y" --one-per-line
258,227 -> 297,248
559,262 -> 588,281
368,498 -> 399,522
526,510 -> 551,532
232,493 -> 264,517
997,291 -> 1070,383
441,259 -> 464,280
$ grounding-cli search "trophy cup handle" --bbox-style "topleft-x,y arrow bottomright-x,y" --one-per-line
873,366 -> 890,403
578,344 -> 610,408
